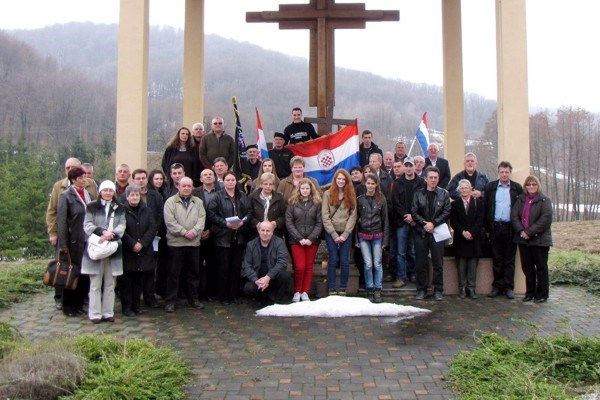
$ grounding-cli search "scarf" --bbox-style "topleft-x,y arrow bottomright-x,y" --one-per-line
522,193 -> 537,229
260,192 -> 273,222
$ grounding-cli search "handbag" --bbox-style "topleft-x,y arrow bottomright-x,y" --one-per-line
43,251 -> 79,290
87,233 -> 118,260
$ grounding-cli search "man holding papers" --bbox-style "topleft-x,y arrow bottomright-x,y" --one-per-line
411,167 -> 451,301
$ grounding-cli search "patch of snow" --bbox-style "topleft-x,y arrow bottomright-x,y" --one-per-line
255,295 -> 431,319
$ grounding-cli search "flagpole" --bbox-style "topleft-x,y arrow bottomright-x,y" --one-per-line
407,136 -> 417,157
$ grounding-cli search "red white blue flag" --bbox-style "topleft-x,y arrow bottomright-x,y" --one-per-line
415,112 -> 430,157
255,108 -> 269,161
287,123 -> 360,186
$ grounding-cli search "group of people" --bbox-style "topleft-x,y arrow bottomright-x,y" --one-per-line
45,113 -> 553,323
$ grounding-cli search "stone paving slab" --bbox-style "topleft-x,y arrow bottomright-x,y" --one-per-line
1,287 -> 598,399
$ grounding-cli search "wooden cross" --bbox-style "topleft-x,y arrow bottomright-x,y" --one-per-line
247,0 -> 399,135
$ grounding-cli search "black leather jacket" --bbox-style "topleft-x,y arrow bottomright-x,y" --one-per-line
356,194 -> 390,246
207,189 -> 252,247
411,187 -> 451,237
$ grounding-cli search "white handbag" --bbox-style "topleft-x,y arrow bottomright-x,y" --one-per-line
87,234 -> 118,260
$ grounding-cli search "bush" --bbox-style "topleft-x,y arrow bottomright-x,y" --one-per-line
0,339 -> 85,399
0,321 -> 22,357
449,333 -> 600,400
549,250 -> 600,295
64,336 -> 190,400
0,260 -> 49,308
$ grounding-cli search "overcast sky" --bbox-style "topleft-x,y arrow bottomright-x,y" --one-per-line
1,0 -> 598,112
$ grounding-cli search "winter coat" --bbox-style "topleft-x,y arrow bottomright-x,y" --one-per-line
285,200 -> 323,245
391,175 -> 425,227
450,196 -> 484,258
207,189 -> 252,247
356,194 -> 390,247
242,236 -> 288,282
411,187 -> 451,238
511,192 -> 553,247
81,200 -> 126,276
249,190 -> 286,238
57,186 -> 93,266
321,189 -> 357,240
164,194 -> 206,247
122,203 -> 157,272
359,142 -> 383,168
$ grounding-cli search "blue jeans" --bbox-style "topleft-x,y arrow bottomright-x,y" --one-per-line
325,233 -> 352,289
359,238 -> 383,289
396,225 -> 416,281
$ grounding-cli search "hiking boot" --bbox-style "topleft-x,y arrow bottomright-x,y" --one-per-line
373,289 -> 383,303
392,279 -> 405,288
367,289 -> 375,303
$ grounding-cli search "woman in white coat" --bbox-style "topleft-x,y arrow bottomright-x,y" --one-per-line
81,180 -> 126,323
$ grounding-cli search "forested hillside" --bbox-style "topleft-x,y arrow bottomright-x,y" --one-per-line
6,22 -> 496,153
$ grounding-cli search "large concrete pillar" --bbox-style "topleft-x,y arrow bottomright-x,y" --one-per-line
496,0 -> 530,182
183,0 -> 205,128
441,0 -> 465,174
496,0 -> 530,294
116,0 -> 149,169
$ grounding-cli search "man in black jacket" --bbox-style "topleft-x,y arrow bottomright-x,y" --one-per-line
359,130 -> 383,167
269,132 -> 294,179
284,107 -> 319,144
425,143 -> 451,189
483,161 -> 524,299
411,166 -> 451,301
242,222 -> 291,305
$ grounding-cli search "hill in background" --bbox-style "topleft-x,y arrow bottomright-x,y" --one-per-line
5,22 -> 496,153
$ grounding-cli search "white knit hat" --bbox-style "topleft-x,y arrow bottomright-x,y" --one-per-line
98,180 -> 116,192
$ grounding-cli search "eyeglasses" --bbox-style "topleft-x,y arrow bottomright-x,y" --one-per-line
526,182 -> 538,186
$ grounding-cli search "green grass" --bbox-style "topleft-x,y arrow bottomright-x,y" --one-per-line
0,260 -> 49,308
62,336 -> 190,400
0,327 -> 190,400
549,250 -> 600,295
449,333 -> 600,400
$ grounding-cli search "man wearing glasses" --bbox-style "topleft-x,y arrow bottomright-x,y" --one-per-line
483,161 -> 523,299
200,116 -> 235,169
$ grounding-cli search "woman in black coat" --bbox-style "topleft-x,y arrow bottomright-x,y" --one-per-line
57,166 -> 93,316
161,127 -> 199,185
207,171 -> 252,305
248,172 -> 286,240
512,175 -> 553,303
120,185 -> 157,316
450,179 -> 484,299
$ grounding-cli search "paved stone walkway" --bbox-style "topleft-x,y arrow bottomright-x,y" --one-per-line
1,287 -> 598,399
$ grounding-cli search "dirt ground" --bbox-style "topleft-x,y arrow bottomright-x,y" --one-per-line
552,220 -> 600,254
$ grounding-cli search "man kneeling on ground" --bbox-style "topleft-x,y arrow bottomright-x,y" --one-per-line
243,222 -> 291,305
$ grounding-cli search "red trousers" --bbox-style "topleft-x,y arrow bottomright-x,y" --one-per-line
291,244 -> 319,293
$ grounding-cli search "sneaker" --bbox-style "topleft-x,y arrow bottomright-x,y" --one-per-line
434,291 -> 444,301
328,288 -> 338,296
338,288 -> 346,296
373,289 -> 383,303
415,291 -> 426,300
165,303 -> 175,313
392,279 -> 405,288
459,288 -> 466,299
123,309 -> 136,318
505,289 -> 515,300
488,288 -> 501,298
292,292 -> 301,302
300,292 -> 310,302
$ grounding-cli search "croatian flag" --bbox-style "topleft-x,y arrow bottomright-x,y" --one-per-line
255,108 -> 269,161
287,123 -> 360,186
416,112 -> 430,156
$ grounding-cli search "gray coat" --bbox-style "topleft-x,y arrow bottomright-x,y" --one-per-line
285,200 -> 323,245
512,192 -> 553,247
81,200 -> 126,276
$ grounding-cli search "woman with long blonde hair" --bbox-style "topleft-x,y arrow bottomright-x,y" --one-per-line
321,169 -> 357,296
285,178 -> 323,302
